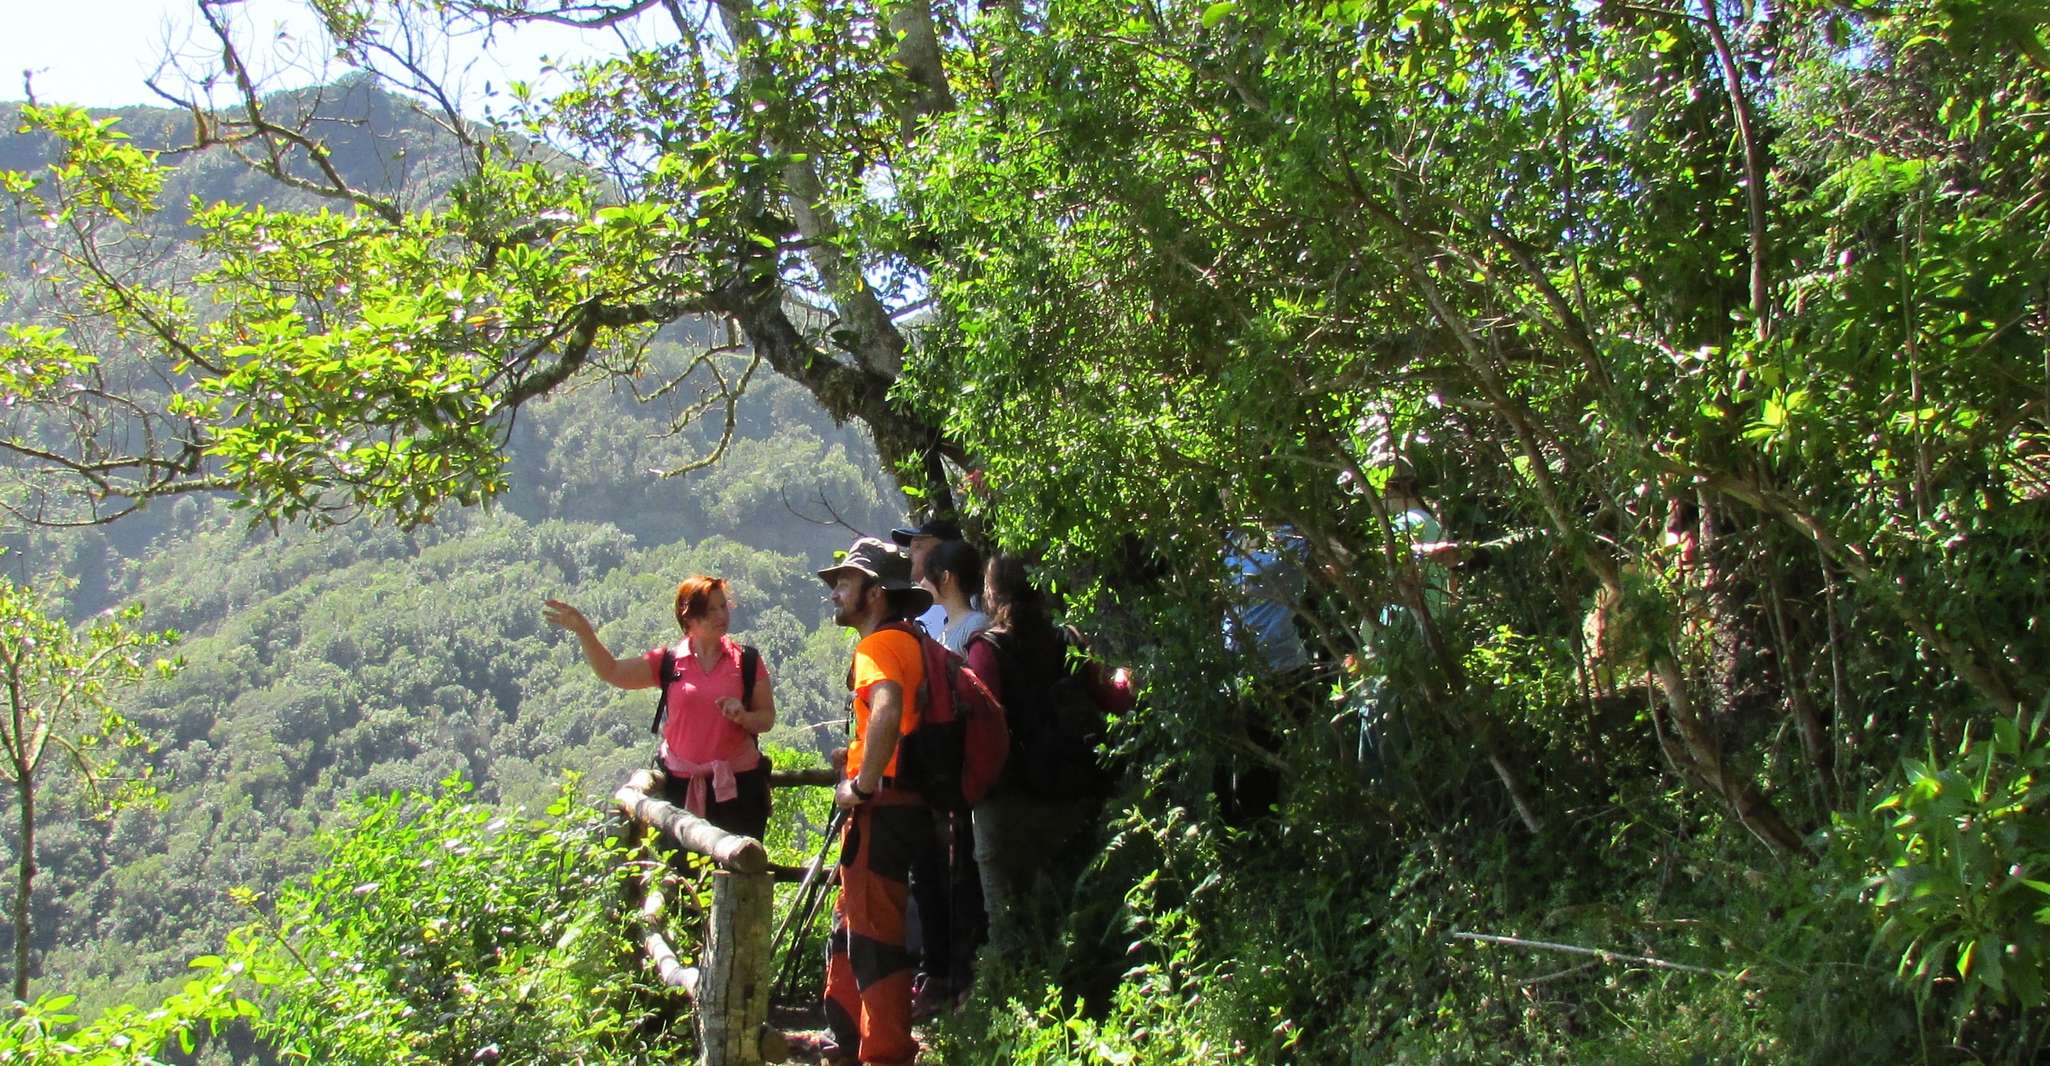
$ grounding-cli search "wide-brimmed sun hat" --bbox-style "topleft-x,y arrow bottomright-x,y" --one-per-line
817,537 -> 935,615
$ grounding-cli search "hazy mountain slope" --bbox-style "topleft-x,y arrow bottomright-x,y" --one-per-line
0,87 -> 905,1012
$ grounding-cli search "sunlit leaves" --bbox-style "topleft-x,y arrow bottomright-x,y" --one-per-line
0,970 -> 258,1064
4,104 -> 165,225
0,324 -> 97,402
1853,709 -> 2050,1017
3,101 -> 726,528
239,775 -> 667,1065
0,576 -> 180,799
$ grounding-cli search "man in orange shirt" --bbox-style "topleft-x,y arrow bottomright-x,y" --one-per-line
795,537 -> 932,1066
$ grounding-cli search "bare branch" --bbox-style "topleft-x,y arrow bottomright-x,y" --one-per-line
1450,931 -> 1734,979
463,0 -> 667,29
168,2 -> 406,224
780,484 -> 868,537
651,349 -> 761,478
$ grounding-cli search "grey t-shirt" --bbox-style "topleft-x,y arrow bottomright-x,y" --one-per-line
940,608 -> 992,655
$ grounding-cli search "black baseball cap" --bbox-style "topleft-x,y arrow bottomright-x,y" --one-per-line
889,517 -> 962,546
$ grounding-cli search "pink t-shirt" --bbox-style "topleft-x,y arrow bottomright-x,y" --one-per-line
644,637 -> 766,772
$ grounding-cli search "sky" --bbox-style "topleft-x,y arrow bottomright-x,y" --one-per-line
1,0 -> 638,112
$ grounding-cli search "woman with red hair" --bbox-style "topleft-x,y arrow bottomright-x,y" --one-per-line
544,576 -> 776,839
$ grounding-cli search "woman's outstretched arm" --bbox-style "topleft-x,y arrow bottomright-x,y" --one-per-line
543,599 -> 658,690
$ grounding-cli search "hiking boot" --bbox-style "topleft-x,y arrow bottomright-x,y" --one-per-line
781,1030 -> 856,1066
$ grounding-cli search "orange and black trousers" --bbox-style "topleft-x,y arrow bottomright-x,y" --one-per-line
824,792 -> 929,1066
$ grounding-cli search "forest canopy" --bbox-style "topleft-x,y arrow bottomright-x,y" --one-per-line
4,0 -> 2050,1061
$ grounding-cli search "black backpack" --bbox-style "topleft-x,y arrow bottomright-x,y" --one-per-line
650,644 -> 762,735
978,629 -> 1106,799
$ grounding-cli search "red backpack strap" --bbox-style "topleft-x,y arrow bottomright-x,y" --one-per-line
875,621 -> 938,722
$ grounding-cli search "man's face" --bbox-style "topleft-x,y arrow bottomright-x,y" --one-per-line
908,535 -> 940,582
829,572 -> 874,628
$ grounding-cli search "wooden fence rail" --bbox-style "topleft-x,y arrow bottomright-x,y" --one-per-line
614,767 -> 835,1066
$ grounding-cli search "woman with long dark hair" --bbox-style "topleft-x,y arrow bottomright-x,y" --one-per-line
968,554 -> 1128,959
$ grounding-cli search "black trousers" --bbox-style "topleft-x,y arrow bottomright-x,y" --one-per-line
659,756 -> 773,842
906,807 -> 984,991
1216,667 -> 1317,825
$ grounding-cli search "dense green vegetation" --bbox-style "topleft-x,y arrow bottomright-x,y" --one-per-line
6,769 -> 834,1065
893,3 -> 2050,1058
5,0 -> 2050,1062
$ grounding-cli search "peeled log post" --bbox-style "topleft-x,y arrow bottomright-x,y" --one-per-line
629,838 -> 699,995
643,927 -> 700,995
615,769 -> 768,873
699,867 -> 775,1066
642,882 -> 671,927
768,767 -> 838,788
616,768 -> 781,1065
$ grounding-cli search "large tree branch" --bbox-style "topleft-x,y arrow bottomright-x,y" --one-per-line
492,291 -> 719,410
886,1 -> 956,137
712,0 -> 911,381
706,275 -> 963,488
1699,0 -> 1772,343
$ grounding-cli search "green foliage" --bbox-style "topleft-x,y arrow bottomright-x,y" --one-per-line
0,973 -> 255,1064
888,0 -> 2050,1053
23,505 -> 871,1013
0,570 -> 179,999
757,742 -> 835,863
0,576 -> 178,805
238,774 -> 671,1065
0,311 -> 890,1017
6,757 -> 843,1064
933,790 -> 1945,1065
1,94 -> 809,527
1843,709 -> 2050,1022
7,0 -> 2050,1057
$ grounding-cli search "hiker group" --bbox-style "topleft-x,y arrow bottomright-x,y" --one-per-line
542,518 -> 1130,1066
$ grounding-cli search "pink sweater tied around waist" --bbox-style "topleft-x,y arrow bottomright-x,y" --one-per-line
665,746 -> 761,819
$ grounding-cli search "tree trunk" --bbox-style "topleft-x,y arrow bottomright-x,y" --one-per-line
698,869 -> 775,1066
13,771 -> 33,1003
1650,656 -> 1806,855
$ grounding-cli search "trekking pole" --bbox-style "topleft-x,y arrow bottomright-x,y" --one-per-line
771,807 -> 845,1002
772,807 -> 844,956
770,806 -> 847,1000
770,874 -> 834,1004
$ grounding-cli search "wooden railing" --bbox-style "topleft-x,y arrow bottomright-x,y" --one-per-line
613,766 -> 838,1066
